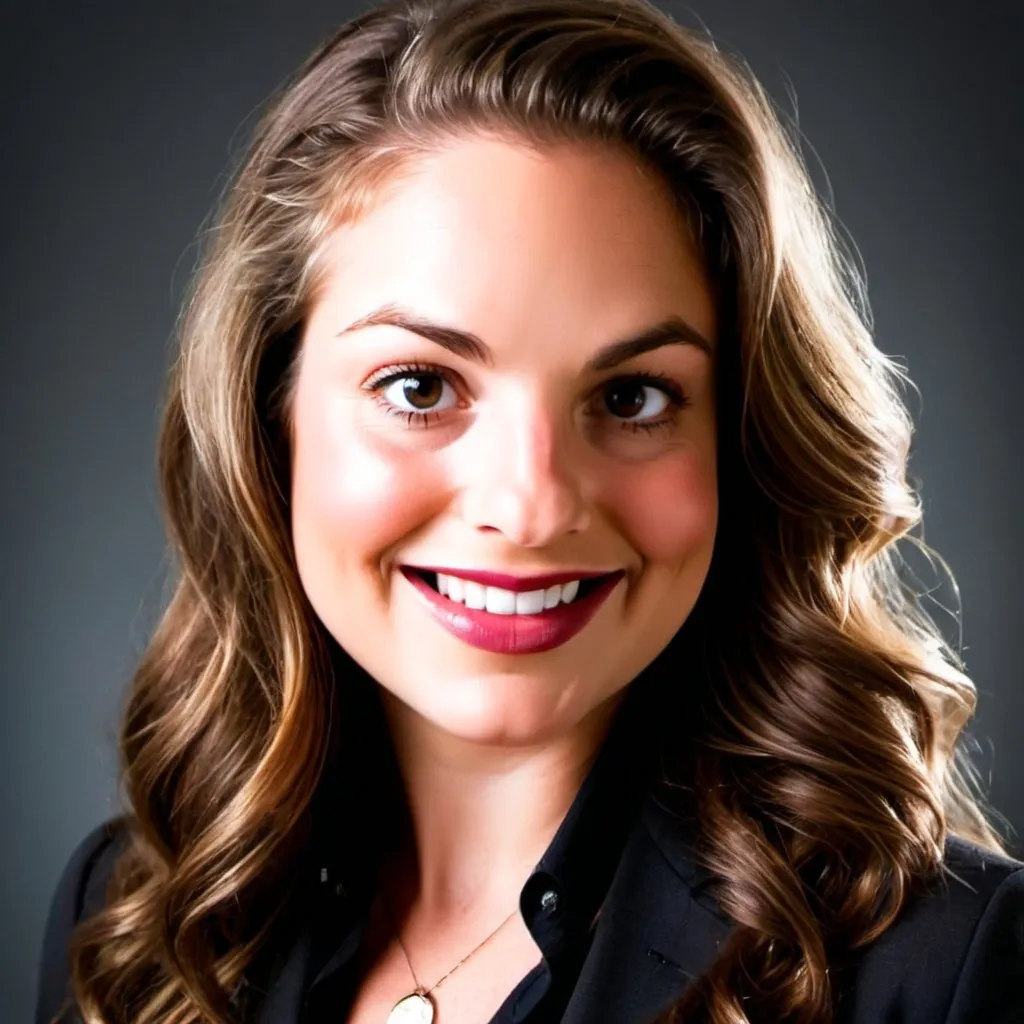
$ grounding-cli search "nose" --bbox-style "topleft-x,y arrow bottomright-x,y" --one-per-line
459,390 -> 591,547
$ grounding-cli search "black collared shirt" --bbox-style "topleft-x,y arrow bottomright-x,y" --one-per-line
39,651 -> 1024,1024
292,671 -> 662,1023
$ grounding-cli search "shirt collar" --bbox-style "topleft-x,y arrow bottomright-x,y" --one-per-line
299,647 -> 684,999
518,671 -> 664,962
306,642 -> 670,896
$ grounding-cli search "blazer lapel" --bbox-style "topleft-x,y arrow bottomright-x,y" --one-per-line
251,791 -> 732,1024
561,792 -> 734,1023
254,921 -> 313,1024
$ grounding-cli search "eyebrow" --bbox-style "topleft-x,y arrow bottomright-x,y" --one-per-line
335,302 -> 714,372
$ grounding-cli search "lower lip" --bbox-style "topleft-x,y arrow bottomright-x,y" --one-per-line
399,568 -> 626,655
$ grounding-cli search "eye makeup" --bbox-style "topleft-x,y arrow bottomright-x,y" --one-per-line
360,361 -> 691,434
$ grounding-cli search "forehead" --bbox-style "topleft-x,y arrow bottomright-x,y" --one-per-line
307,135 -> 717,359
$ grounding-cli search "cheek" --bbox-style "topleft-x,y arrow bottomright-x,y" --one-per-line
290,393 -> 443,569
609,447 -> 718,564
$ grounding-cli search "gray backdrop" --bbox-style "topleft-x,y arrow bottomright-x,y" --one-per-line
3,1 -> 1021,1019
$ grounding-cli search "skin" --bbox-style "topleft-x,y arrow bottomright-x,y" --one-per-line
289,133 -> 719,1022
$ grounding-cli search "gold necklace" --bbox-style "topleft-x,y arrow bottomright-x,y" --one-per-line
383,896 -> 520,1024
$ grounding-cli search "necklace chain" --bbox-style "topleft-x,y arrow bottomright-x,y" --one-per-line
383,894 -> 520,997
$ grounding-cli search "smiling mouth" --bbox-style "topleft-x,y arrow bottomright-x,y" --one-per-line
405,569 -> 606,606
399,566 -> 626,654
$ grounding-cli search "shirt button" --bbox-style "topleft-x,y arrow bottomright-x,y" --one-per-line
539,889 -> 560,914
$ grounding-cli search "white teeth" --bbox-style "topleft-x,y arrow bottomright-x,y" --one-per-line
463,581 -> 487,610
434,573 -> 585,615
515,589 -> 546,615
485,587 -> 517,615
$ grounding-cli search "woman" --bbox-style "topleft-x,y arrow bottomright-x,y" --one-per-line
35,0 -> 1024,1021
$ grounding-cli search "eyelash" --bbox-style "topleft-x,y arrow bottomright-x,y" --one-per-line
361,361 -> 690,434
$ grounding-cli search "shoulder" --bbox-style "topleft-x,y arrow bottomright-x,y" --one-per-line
836,834 -> 1024,1024
639,795 -> 1024,1024
36,817 -> 130,1024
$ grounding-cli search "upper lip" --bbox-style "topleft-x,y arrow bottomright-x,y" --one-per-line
402,565 -> 624,593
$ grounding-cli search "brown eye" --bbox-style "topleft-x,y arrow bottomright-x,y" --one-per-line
401,375 -> 443,409
603,380 -> 670,421
379,372 -> 455,413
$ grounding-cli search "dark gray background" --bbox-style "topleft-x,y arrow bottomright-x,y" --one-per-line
2,0 -> 1021,1019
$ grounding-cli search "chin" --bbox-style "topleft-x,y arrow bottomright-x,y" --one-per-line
406,672 -> 590,747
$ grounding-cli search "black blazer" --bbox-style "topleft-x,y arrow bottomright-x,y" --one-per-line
36,796 -> 1024,1024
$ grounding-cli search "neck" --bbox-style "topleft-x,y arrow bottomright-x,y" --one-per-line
378,693 -> 624,920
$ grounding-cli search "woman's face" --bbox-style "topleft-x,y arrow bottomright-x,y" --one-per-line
291,135 -> 718,747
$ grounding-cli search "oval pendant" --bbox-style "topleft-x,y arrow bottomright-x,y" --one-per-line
387,991 -> 435,1024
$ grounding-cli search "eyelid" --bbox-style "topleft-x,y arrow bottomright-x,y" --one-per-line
362,361 -> 461,391
362,360 -> 690,431
606,370 -> 686,406
363,361 -> 685,399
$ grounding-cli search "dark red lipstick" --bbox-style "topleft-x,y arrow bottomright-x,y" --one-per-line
399,566 -> 626,655
404,566 -> 614,592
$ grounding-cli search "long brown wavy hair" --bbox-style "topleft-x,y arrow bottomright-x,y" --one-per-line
62,1 -> 1010,1021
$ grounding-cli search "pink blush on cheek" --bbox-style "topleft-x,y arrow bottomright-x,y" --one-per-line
292,409 -> 448,580
611,453 -> 718,563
